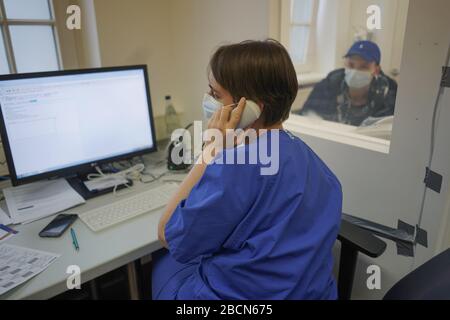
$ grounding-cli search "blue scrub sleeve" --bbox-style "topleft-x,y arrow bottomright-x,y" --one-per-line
165,162 -> 256,264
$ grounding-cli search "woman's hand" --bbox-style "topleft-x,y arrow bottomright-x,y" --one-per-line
158,100 -> 249,247
206,97 -> 246,149
158,98 -> 245,248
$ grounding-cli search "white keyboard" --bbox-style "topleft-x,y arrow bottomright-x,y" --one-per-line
79,183 -> 179,232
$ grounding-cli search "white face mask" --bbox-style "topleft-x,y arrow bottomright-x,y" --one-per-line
202,93 -> 224,120
345,68 -> 373,89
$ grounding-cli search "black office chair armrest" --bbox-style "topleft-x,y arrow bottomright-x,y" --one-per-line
338,220 -> 387,258
336,219 -> 387,300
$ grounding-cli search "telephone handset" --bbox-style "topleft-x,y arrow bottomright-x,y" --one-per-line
168,99 -> 261,171
202,94 -> 262,129
237,100 -> 262,129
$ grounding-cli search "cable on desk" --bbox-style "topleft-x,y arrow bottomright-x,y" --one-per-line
97,152 -> 187,188
140,171 -> 170,184
87,163 -> 146,196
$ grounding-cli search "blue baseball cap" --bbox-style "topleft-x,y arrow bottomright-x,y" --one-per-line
345,40 -> 381,65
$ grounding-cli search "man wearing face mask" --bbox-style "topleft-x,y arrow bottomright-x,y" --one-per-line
297,40 -> 398,126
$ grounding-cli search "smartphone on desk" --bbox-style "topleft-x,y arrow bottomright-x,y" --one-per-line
39,214 -> 78,238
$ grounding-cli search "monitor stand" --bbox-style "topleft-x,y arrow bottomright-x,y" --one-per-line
66,171 -> 132,200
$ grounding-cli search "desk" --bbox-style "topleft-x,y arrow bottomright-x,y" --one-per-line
1,156 -> 188,300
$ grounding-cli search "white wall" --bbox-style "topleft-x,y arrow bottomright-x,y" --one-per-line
94,0 -> 174,120
79,0 -> 102,68
418,74 -> 450,263
169,0 -> 271,125
93,0 -> 270,133
54,0 -> 102,69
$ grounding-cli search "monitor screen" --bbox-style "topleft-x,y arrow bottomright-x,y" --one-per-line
0,66 -> 156,185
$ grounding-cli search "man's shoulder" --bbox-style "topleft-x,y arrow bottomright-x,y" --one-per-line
326,68 -> 346,84
377,71 -> 398,90
311,68 -> 345,93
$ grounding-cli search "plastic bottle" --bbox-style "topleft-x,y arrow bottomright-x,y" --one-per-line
164,95 -> 181,137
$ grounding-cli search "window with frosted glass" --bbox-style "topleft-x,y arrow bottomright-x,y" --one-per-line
9,25 -> 59,73
0,0 -> 60,74
3,0 -> 51,20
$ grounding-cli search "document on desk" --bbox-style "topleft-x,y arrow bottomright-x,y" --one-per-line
0,244 -> 59,296
3,179 -> 86,225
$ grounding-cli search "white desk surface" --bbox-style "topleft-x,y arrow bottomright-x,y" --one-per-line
1,165 -> 187,300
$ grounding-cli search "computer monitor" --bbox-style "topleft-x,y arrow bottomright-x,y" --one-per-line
0,65 -> 157,187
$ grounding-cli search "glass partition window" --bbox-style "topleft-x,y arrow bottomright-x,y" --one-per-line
0,0 -> 60,74
282,0 -> 410,143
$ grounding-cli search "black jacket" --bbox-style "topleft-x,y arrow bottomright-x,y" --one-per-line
296,68 -> 398,126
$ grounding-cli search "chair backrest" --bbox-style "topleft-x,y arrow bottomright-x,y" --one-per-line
383,249 -> 450,300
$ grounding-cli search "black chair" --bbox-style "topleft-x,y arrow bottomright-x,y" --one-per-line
336,219 -> 387,300
383,248 -> 450,300
337,219 -> 450,300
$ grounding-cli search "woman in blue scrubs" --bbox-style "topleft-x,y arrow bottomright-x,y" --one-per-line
152,40 -> 342,300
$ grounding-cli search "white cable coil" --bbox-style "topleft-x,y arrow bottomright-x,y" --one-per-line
87,164 -> 146,195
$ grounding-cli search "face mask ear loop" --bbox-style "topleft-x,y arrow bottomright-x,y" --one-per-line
207,94 -> 237,108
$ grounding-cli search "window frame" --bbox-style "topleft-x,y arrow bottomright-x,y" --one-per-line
0,0 -> 62,74
280,0 -> 319,74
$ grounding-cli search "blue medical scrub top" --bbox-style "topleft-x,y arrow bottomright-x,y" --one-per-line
156,130 -> 342,300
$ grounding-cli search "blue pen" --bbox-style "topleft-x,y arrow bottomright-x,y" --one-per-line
70,228 -> 79,251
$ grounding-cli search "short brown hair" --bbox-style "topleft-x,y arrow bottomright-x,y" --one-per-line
209,39 -> 298,126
